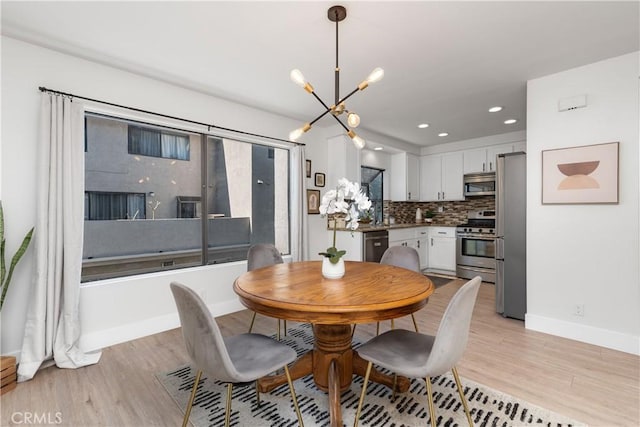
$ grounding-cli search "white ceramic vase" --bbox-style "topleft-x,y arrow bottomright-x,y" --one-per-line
321,257 -> 345,279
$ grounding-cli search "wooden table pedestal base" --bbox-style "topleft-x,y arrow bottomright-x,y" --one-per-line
257,324 -> 409,427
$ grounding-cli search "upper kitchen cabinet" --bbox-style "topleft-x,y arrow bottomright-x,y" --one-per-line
463,143 -> 513,174
419,152 -> 464,201
327,134 -> 360,189
391,152 -> 420,201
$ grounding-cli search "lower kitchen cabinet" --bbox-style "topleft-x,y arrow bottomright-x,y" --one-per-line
427,227 -> 456,273
415,227 -> 429,270
388,227 -> 429,270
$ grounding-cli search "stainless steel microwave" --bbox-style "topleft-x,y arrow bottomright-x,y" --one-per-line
463,172 -> 495,197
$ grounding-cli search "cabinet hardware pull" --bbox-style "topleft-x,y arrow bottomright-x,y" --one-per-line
417,240 -> 420,248
483,163 -> 486,172
431,238 -> 434,246
373,242 -> 381,247
438,232 -> 446,234
490,161 -> 493,170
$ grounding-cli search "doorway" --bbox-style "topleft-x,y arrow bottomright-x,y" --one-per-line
361,166 -> 384,225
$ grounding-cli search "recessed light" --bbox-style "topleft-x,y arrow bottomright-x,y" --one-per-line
374,147 -> 383,151
488,106 -> 503,113
418,123 -> 429,129
504,119 -> 517,124
438,132 -> 449,137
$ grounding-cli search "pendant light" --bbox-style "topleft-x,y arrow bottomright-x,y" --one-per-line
288,5 -> 384,149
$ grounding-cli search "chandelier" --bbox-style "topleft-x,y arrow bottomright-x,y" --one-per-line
288,5 -> 384,149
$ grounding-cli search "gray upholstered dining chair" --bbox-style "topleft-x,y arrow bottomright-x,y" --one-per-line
352,246 -> 423,338
170,282 -> 304,427
353,276 -> 482,427
247,243 -> 287,338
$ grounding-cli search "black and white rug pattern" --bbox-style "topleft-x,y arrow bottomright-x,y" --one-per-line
157,324 -> 585,427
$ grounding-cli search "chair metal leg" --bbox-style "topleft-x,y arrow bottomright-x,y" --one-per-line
224,383 -> 234,427
182,370 -> 202,427
283,365 -> 304,426
376,322 -> 380,336
452,366 -> 474,427
425,376 -> 437,427
411,313 -> 419,333
255,381 -> 261,406
391,318 -> 395,330
277,320 -> 281,340
353,361 -> 373,427
248,311 -> 257,333
283,320 -> 288,336
351,324 -> 357,339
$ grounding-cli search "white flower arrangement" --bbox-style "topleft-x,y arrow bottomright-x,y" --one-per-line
319,178 -> 372,263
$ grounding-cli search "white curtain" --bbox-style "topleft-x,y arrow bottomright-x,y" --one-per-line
290,145 -> 309,261
18,94 -> 101,381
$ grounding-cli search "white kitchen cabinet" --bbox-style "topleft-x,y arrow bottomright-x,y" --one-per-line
427,227 -> 456,272
419,152 -> 464,202
463,143 -> 513,174
415,227 -> 429,270
388,228 -> 416,248
391,152 -> 420,201
327,134 -> 360,190
388,227 -> 429,270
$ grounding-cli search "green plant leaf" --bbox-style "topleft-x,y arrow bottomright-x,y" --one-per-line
0,201 -> 34,311
329,250 -> 346,264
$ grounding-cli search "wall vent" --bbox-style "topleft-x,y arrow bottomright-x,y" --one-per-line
558,94 -> 587,112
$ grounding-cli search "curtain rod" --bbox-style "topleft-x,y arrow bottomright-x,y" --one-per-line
38,86 -> 304,146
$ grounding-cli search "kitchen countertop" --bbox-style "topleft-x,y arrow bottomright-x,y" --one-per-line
331,222 -> 459,232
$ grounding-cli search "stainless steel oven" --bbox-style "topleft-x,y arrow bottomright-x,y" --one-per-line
456,210 -> 496,283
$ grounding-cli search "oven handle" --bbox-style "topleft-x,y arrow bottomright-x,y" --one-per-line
456,234 -> 496,240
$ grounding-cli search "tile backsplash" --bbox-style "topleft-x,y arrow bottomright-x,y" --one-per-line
384,196 -> 495,226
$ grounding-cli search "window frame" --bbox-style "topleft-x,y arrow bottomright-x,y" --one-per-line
82,111 -> 293,282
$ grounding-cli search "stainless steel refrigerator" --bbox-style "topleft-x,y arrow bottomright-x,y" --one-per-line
495,152 -> 526,320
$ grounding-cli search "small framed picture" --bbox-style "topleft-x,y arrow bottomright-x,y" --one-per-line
305,159 -> 312,178
307,189 -> 320,214
315,172 -> 325,187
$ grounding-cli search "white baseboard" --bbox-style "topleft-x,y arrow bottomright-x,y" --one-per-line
525,313 -> 640,355
79,299 -> 246,353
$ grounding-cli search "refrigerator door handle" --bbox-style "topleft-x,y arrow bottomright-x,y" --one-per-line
495,259 -> 505,314
496,155 -> 505,237
496,237 -> 505,260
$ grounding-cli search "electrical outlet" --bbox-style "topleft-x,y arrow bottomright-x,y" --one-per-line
574,303 -> 585,317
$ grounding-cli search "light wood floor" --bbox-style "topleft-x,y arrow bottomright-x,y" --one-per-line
2,280 -> 638,426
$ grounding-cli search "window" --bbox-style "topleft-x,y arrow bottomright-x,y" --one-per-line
128,124 -> 190,160
85,192 -> 146,220
82,114 -> 290,282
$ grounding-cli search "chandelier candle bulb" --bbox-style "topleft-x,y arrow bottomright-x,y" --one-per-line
289,123 -> 311,142
347,112 -> 360,127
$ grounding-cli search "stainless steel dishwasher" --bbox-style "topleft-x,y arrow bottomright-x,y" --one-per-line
363,230 -> 389,262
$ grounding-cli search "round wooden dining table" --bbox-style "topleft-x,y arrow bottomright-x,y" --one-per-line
233,260 -> 434,427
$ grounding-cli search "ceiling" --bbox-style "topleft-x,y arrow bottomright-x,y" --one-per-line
2,1 -> 638,148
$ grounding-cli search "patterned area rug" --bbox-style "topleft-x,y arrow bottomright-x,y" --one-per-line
157,324 -> 584,427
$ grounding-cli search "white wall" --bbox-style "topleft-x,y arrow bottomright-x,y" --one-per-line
526,52 -> 640,354
0,36 -> 305,359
